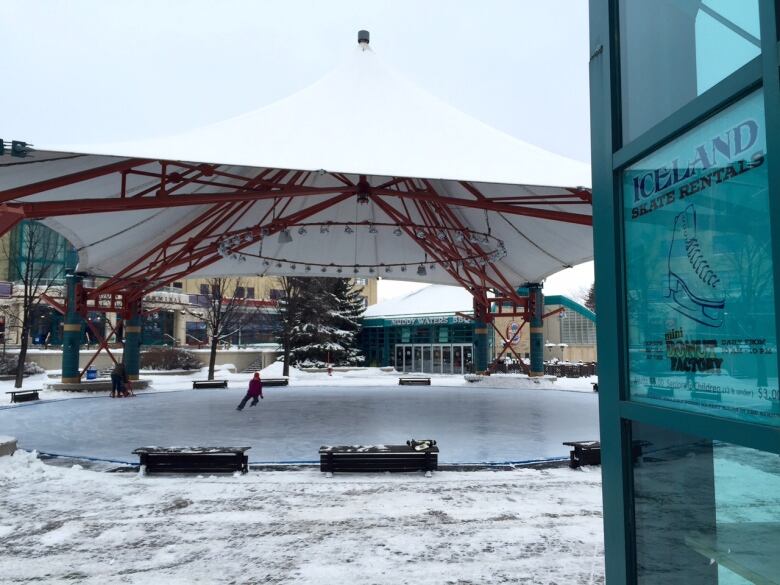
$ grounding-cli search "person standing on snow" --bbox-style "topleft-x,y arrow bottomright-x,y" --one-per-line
111,361 -> 128,398
236,372 -> 263,411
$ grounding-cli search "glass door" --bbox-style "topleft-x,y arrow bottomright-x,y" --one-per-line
453,345 -> 463,375
422,346 -> 432,372
433,345 -> 442,373
442,345 -> 451,374
395,345 -> 404,372
413,345 -> 423,372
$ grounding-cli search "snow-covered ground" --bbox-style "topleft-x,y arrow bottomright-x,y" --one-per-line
0,450 -> 605,584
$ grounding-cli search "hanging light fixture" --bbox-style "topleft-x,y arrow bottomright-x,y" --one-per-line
415,229 -> 426,239
320,224 -> 330,234
393,227 -> 403,236
417,264 -> 427,276
369,224 -> 378,234
297,226 -> 307,235
278,229 -> 293,245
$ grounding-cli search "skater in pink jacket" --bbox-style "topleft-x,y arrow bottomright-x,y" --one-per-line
236,372 -> 264,411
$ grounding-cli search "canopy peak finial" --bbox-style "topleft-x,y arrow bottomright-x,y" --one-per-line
358,30 -> 370,48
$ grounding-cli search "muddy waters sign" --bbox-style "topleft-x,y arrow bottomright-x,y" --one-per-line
623,91 -> 779,424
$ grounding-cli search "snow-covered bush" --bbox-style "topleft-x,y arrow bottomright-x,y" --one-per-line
140,347 -> 203,371
0,353 -> 45,375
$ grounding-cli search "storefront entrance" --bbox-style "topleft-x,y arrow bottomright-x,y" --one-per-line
394,343 -> 473,374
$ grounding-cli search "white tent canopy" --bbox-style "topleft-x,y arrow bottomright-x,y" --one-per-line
1,34 -> 592,290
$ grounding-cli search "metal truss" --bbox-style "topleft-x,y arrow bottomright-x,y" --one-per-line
1,157 -> 592,367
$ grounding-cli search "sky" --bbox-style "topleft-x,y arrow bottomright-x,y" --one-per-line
0,0 -> 594,303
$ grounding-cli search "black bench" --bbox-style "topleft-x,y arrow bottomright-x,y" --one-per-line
320,441 -> 438,474
133,446 -> 250,474
563,440 -> 649,468
262,378 -> 289,387
399,377 -> 431,386
6,389 -> 40,403
563,441 -> 601,468
192,380 -> 228,389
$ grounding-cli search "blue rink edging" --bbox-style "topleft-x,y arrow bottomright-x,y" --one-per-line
35,450 -> 569,470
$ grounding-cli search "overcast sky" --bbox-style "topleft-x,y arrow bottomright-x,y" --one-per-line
1,0 -> 594,302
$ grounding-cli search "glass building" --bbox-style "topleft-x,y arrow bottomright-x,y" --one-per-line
590,1 -> 780,583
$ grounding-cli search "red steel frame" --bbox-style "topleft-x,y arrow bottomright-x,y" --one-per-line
0,157 -> 592,369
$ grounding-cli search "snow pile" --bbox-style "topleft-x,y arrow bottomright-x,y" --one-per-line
470,374 -> 598,393
0,450 -> 604,584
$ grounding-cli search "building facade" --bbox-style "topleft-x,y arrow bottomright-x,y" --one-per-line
361,285 -> 596,372
0,222 -> 377,349
590,2 -> 780,583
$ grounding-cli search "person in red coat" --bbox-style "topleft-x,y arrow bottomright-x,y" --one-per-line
236,372 -> 264,411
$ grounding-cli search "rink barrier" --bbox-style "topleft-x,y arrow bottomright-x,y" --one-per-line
32,451 -> 570,471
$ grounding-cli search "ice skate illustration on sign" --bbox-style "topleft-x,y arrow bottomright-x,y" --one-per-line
667,204 -> 725,327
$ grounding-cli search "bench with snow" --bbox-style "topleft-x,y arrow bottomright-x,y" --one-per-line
563,441 -> 601,468
563,440 -> 649,468
133,446 -> 250,474
398,377 -> 431,386
319,440 -> 438,475
262,378 -> 289,387
192,380 -> 228,389
5,389 -> 40,403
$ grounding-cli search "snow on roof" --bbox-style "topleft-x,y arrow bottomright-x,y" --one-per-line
3,34 -> 593,286
44,44 -> 591,187
365,285 -> 473,318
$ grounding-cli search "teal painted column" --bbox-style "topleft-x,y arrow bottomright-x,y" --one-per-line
528,283 -> 544,377
123,299 -> 142,381
61,274 -> 83,383
472,321 -> 489,373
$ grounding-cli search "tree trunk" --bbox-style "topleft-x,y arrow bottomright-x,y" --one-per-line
282,335 -> 290,377
208,336 -> 218,380
14,319 -> 30,389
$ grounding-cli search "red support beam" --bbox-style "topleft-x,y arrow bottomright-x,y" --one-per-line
0,158 -> 151,203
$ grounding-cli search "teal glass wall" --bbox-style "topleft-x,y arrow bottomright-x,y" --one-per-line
619,0 -> 760,142
589,1 -> 780,583
632,421 -> 780,584
623,90 -> 778,425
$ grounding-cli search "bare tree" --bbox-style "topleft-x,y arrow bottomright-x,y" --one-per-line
0,221 -> 69,388
184,277 -> 254,380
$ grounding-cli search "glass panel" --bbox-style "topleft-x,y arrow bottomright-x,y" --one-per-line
405,346 -> 412,372
422,346 -> 432,373
619,0 -> 760,142
632,421 -> 780,584
433,346 -> 442,373
453,346 -> 463,375
624,91 -> 779,426
395,345 -> 404,371
413,346 -> 423,372
464,346 -> 474,373
443,346 -> 451,374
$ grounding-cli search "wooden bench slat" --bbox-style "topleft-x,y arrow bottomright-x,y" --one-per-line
6,389 -> 41,403
262,378 -> 288,387
192,380 -> 228,389
134,446 -> 250,474
320,444 -> 438,473
399,377 -> 431,386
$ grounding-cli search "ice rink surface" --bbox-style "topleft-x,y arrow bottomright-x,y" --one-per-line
0,385 -> 599,464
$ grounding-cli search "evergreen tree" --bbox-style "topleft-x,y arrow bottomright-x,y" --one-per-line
324,278 -> 365,365
584,282 -> 596,313
284,277 -> 365,367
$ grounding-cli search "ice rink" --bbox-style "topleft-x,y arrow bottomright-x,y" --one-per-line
0,384 -> 599,464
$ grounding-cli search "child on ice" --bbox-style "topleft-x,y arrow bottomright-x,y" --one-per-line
236,372 -> 263,411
